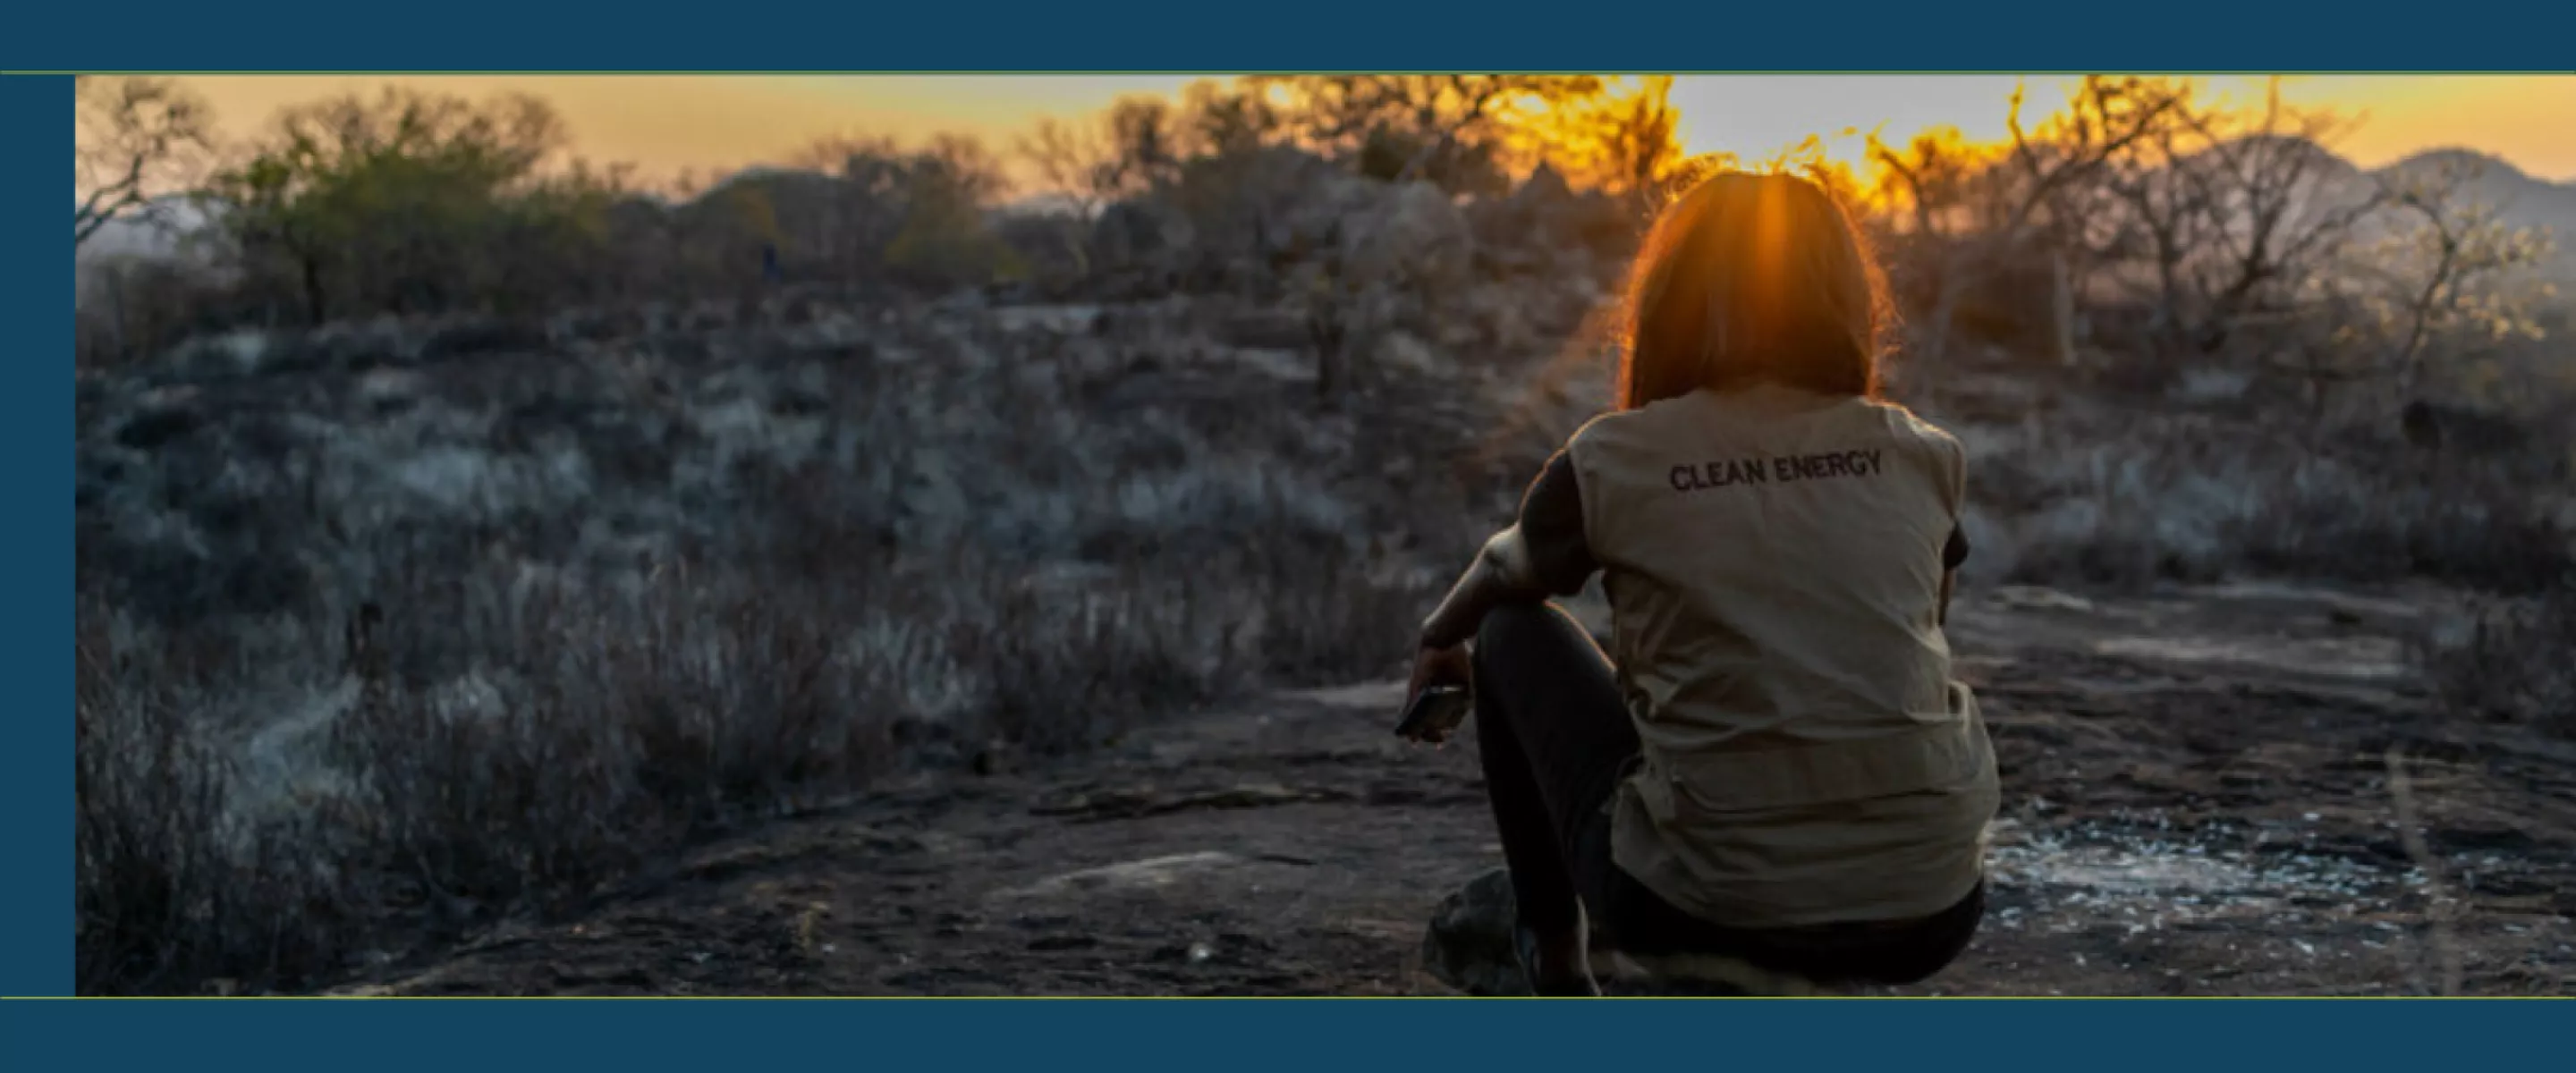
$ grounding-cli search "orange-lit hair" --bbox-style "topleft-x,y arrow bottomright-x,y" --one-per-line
1614,171 -> 1892,410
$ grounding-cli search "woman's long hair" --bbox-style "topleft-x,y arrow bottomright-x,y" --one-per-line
1614,171 -> 1893,410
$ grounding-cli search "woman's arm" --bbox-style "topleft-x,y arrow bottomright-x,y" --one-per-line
1938,525 -> 1969,626
1419,526 -> 1545,649
1419,449 -> 1598,650
1929,428 -> 1970,629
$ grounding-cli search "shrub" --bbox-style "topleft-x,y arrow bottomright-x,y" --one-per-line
2425,577 -> 2576,737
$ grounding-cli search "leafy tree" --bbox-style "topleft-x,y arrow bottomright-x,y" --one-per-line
884,136 -> 1023,287
205,87 -> 576,322
1020,97 -> 1195,213
2316,156 -> 2555,403
489,161 -> 635,313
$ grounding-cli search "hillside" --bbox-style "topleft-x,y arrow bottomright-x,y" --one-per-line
73,273 -> 2576,995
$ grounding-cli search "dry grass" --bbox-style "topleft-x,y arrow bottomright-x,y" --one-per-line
1934,378 -> 2571,596
72,294 -> 1489,995
76,528 -> 1440,995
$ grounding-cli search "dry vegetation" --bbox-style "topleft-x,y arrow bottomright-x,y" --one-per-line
72,287 -> 1579,993
72,74 -> 2576,995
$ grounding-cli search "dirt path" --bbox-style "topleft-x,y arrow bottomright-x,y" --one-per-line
341,584 -> 2576,997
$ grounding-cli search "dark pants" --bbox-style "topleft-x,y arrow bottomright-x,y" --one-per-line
1470,602 -> 1984,987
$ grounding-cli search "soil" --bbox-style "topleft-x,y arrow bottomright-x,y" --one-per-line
334,582 -> 2576,997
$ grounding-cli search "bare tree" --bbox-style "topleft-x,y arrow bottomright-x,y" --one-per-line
1874,77 -> 2553,424
1015,98 -> 1186,277
1535,75 -> 1685,209
2097,78 -> 2391,359
1874,77 -> 2192,374
1250,75 -> 1603,190
1020,117 -> 1119,220
74,76 -> 215,249
1299,231 -> 1352,403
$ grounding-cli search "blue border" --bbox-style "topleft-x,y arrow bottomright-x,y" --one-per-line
4,1 -> 2576,70
3,71 -> 70,1001
0,998 -> 2564,1069
17,12 -> 2576,1069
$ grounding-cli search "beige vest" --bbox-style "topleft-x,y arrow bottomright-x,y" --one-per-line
1567,384 -> 1998,929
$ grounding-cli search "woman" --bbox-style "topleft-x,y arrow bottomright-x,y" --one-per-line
1405,171 -> 1996,996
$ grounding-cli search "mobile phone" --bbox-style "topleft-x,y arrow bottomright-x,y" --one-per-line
1394,683 -> 1473,743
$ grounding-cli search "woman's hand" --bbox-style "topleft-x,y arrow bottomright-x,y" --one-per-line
1395,641 -> 1477,744
1407,642 -> 1473,701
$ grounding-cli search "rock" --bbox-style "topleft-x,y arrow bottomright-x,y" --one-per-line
1421,867 -> 1821,996
1419,868 -> 1530,996
1028,782 -> 1341,822
995,852 -> 1248,899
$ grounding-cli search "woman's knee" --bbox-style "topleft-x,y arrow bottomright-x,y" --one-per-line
1473,600 -> 1576,656
1473,601 -> 1615,703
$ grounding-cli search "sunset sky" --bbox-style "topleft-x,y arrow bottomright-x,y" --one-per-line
166,75 -> 2576,188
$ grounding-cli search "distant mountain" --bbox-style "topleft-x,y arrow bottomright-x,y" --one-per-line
74,194 -> 210,264
697,164 -> 827,199
73,196 -> 222,307
2372,148 -> 2576,241
2176,140 -> 2574,251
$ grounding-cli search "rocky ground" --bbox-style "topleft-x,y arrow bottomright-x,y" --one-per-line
329,581 -> 2576,998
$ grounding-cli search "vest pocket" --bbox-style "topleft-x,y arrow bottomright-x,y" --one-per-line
1657,720 -> 1992,815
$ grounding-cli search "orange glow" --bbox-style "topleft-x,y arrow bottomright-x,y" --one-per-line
158,74 -> 2576,189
